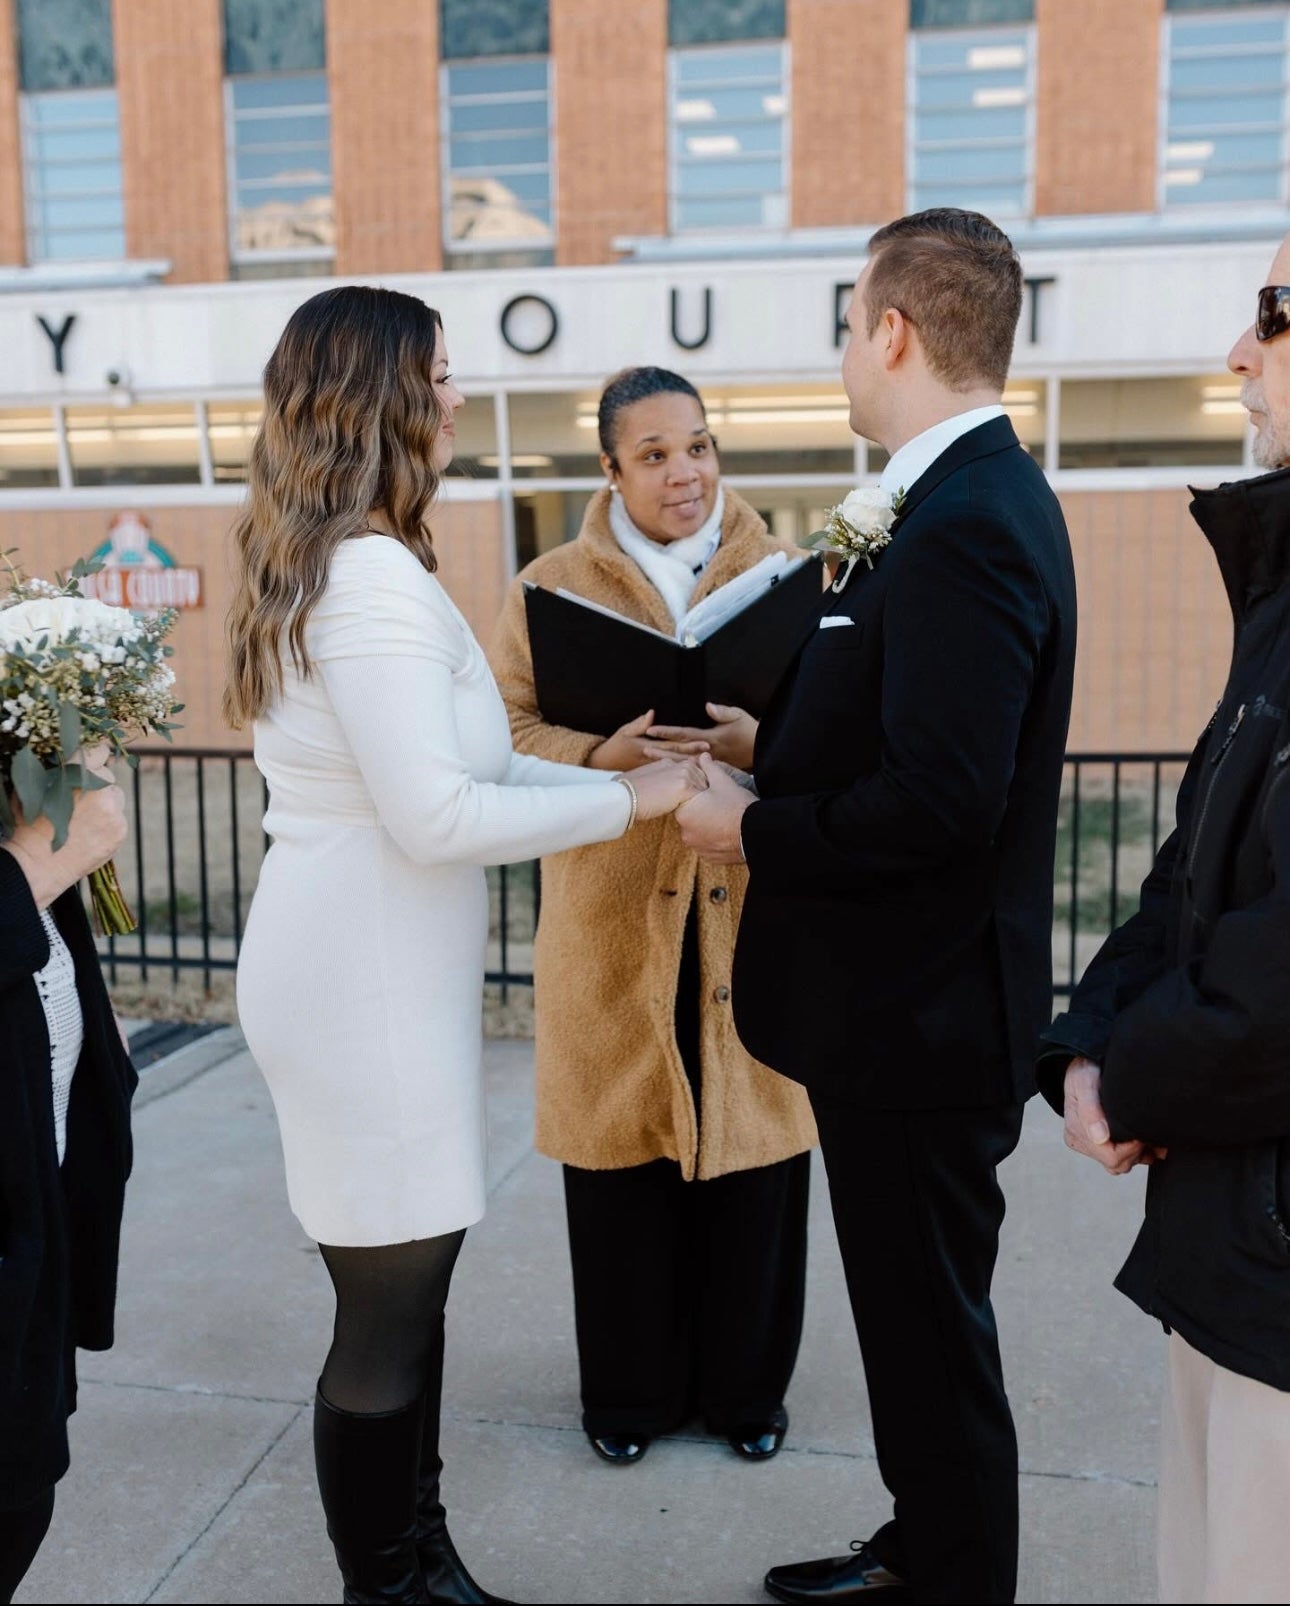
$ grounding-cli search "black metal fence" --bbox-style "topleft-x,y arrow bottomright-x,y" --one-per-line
96,748 -> 1191,1001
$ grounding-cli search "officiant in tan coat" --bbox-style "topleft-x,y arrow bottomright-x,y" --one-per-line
489,366 -> 816,1467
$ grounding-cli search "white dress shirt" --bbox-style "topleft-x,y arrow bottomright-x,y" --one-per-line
879,405 -> 1005,501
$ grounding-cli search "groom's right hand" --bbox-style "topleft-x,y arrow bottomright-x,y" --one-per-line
588,710 -> 712,772
1063,1058 -> 1162,1175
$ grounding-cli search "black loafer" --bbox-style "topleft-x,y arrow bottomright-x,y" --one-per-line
588,1432 -> 650,1464
764,1542 -> 911,1603
728,1421 -> 786,1460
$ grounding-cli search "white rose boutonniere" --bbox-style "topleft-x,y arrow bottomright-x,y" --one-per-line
797,484 -> 907,592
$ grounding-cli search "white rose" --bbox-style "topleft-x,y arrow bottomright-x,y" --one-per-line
839,487 -> 898,536
0,595 -> 136,651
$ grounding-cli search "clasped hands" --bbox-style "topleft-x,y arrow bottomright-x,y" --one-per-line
1063,1056 -> 1166,1176
588,705 -> 756,862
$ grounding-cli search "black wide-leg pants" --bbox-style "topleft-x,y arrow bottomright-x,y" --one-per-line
561,897 -> 810,1440
563,1149 -> 810,1439
809,1092 -> 1025,1606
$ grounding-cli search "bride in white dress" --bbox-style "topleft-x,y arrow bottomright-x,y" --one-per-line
226,286 -> 704,1606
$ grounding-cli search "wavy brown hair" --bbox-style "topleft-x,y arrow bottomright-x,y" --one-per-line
223,286 -> 446,727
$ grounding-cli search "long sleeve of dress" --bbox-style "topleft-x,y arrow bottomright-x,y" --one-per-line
310,540 -> 631,868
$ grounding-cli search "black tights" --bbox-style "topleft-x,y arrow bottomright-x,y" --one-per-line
0,1486 -> 55,1605
317,1230 -> 466,1415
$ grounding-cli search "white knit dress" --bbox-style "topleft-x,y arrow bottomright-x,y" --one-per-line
236,536 -> 631,1247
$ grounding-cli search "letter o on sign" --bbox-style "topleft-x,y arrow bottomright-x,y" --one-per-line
500,294 -> 559,356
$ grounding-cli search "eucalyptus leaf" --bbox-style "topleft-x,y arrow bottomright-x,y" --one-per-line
58,701 -> 82,758
64,762 -> 109,794
11,746 -> 49,821
43,768 -> 73,851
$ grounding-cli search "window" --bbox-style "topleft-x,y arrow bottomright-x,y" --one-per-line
508,391 -> 602,479
1166,0 -> 1284,11
1161,8 -> 1290,208
16,0 -> 124,263
206,400 -> 263,483
21,90 -> 125,262
668,0 -> 785,46
908,25 -> 1034,216
16,0 -> 115,90
0,409 -> 60,488
443,59 -> 554,266
223,0 -> 325,74
223,0 -> 332,268
910,0 -> 1034,24
670,43 -> 789,232
1058,376 -> 1246,469
439,0 -> 549,59
64,403 -> 203,487
227,74 -> 333,262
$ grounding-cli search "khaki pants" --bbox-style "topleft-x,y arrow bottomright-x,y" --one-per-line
1159,1331 -> 1290,1604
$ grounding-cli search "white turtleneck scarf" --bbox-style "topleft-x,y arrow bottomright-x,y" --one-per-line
608,483 -> 726,628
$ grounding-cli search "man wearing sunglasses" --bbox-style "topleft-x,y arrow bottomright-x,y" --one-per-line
1037,247 -> 1290,1606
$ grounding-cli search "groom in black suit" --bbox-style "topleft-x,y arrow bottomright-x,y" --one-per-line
678,210 -> 1076,1604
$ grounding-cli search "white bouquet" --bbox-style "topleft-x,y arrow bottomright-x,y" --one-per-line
0,554 -> 182,934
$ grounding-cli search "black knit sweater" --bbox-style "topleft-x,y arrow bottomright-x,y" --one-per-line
0,849 -> 136,1508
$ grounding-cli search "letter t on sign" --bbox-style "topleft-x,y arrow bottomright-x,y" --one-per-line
37,314 -> 77,375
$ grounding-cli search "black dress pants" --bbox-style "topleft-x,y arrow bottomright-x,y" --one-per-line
562,896 -> 809,1439
809,1092 -> 1024,1606
0,1486 -> 55,1605
563,1149 -> 810,1438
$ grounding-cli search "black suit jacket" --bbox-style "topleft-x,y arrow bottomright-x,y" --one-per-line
734,416 -> 1077,1108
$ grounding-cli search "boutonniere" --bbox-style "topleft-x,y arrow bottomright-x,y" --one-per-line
797,486 -> 907,593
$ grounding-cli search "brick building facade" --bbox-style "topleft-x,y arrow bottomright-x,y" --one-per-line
0,0 -> 1283,749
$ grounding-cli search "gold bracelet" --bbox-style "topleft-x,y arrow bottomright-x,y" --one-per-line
614,775 -> 638,832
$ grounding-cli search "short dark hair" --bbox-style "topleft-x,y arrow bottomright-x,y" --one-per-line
598,366 -> 707,464
864,209 -> 1023,392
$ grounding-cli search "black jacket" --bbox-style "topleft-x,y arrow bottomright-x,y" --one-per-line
1040,467 -> 1290,1392
0,849 -> 136,1507
734,417 -> 1077,1107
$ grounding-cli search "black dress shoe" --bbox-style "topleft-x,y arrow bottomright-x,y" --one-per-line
728,1421 -> 786,1460
587,1432 -> 650,1464
764,1542 -> 911,1604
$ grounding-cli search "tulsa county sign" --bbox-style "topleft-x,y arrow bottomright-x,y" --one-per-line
77,511 -> 202,611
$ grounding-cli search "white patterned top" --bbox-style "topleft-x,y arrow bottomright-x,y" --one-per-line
34,909 -> 83,1165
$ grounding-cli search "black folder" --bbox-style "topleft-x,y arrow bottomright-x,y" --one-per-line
523,555 -> 825,735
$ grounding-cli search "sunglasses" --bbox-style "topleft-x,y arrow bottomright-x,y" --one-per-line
1257,285 -> 1290,342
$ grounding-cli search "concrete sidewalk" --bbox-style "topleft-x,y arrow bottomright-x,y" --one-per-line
18,1034 -> 1158,1606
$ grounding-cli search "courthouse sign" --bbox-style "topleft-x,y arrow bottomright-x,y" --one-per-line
78,511 -> 203,611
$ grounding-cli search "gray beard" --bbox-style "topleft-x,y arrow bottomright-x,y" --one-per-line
1253,428 -> 1290,470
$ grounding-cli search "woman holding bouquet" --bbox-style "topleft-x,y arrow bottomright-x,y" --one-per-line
0,763 -> 135,1604
228,290 -> 704,1605
489,366 -> 816,1467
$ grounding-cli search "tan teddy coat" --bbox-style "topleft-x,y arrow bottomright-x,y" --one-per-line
488,486 -> 817,1180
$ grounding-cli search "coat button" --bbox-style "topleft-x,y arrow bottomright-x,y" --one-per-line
714,986 -> 731,1003
709,886 -> 728,903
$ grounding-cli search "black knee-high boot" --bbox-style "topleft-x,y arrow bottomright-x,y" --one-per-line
314,1386 -> 428,1605
415,1322 -> 513,1606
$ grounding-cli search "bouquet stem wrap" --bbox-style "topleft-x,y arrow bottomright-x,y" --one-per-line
90,859 -> 136,936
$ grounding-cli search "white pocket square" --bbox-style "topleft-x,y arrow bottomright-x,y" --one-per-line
819,616 -> 855,629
